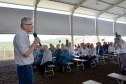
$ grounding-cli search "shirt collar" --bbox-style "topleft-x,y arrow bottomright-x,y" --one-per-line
21,29 -> 29,38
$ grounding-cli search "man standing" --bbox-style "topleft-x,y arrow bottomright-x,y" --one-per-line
13,17 -> 40,84
115,35 -> 126,75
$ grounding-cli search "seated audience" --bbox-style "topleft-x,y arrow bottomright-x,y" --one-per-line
56,45 -> 70,73
34,46 -> 44,67
49,44 -> 56,57
79,45 -> 89,59
96,42 -> 103,65
103,42 -> 108,54
108,42 -> 115,60
53,44 -> 63,68
83,44 -> 96,68
67,42 -> 75,60
87,43 -> 90,49
37,45 -> 52,75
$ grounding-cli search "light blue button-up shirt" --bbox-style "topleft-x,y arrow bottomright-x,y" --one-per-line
13,29 -> 34,65
41,49 -> 52,63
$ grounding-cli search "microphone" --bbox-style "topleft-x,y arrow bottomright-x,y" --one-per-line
115,32 -> 119,38
33,33 -> 42,46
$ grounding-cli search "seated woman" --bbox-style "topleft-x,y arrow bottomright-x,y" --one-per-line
56,44 -> 70,73
83,44 -> 96,68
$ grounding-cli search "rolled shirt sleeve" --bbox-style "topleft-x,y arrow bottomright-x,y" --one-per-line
116,40 -> 126,54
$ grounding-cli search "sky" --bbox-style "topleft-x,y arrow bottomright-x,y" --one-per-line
0,34 -> 70,42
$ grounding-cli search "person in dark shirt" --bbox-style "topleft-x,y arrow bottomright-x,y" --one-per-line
53,44 -> 63,68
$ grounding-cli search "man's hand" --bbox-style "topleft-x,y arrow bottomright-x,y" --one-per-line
88,56 -> 92,58
40,62 -> 44,66
81,56 -> 84,57
34,37 -> 40,44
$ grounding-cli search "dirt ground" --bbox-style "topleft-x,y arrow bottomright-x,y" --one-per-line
0,59 -> 123,84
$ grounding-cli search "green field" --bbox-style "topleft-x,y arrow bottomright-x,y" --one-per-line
0,39 -> 74,59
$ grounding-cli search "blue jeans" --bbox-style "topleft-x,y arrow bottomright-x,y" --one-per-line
56,58 -> 69,71
34,59 -> 41,66
95,55 -> 102,62
83,56 -> 96,68
69,55 -> 75,60
108,52 -> 114,59
40,61 -> 53,75
16,65 -> 33,84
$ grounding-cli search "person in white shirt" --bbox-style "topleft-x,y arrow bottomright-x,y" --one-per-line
83,44 -> 96,68
39,45 -> 52,75
108,42 -> 115,60
13,17 -> 40,84
79,45 -> 89,59
79,43 -> 84,53
115,35 -> 126,75
108,42 -> 115,54
67,42 -> 75,60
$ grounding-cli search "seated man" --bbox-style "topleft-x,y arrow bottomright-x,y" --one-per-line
103,42 -> 108,54
39,45 -> 52,75
96,42 -> 103,65
56,45 -> 70,73
34,46 -> 44,67
79,45 -> 89,59
83,44 -> 96,68
53,44 -> 63,68
67,42 -> 75,60
108,42 -> 115,60
49,44 -> 56,57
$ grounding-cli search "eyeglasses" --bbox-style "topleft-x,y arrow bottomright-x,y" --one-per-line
25,24 -> 33,25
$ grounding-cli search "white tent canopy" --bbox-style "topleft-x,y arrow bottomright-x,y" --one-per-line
0,0 -> 126,37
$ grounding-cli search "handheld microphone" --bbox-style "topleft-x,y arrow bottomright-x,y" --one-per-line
33,33 -> 42,46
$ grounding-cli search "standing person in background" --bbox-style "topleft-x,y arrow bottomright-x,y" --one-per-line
115,35 -> 126,76
13,17 -> 40,84
77,44 -> 80,49
65,39 -> 69,48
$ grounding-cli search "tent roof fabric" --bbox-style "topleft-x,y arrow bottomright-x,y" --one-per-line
0,0 -> 126,22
